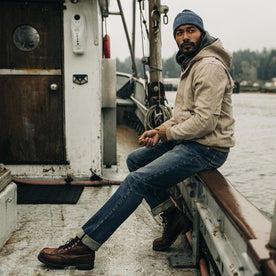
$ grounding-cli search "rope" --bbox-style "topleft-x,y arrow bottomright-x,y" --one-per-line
138,0 -> 149,38
144,104 -> 172,130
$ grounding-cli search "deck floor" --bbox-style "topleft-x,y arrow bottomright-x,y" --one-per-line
0,126 -> 196,275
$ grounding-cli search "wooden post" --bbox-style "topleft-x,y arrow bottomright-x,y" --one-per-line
148,0 -> 162,83
269,200 -> 276,249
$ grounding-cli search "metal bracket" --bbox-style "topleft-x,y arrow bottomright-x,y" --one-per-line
73,74 -> 88,85
168,255 -> 195,268
168,180 -> 201,269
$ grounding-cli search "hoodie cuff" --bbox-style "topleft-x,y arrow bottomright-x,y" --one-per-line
166,127 -> 173,141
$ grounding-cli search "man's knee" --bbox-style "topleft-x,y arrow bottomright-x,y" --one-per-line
126,148 -> 144,172
126,152 -> 136,172
123,171 -> 146,194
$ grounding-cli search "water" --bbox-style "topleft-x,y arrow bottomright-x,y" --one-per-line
166,92 -> 276,216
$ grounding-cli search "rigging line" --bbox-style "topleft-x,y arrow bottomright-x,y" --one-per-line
139,4 -> 145,57
138,0 -> 149,38
139,0 -> 148,82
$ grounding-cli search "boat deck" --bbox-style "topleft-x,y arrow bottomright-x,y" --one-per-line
0,126 -> 195,276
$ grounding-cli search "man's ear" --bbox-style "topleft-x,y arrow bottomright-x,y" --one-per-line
200,32 -> 205,40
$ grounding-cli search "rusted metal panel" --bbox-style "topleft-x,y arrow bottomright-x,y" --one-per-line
0,1 -> 62,69
0,75 -> 65,164
197,170 -> 275,274
197,170 -> 271,242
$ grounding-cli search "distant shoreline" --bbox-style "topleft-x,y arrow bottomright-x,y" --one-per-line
239,91 -> 276,95
165,90 -> 276,94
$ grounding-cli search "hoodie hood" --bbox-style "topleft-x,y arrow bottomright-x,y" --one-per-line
176,32 -> 232,70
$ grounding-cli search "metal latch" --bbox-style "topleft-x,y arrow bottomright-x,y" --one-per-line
73,74 -> 88,85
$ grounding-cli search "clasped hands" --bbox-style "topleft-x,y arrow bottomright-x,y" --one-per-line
138,130 -> 160,148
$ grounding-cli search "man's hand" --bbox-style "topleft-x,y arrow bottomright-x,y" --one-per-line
138,130 -> 160,147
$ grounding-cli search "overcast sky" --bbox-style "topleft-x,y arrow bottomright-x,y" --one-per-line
106,0 -> 276,61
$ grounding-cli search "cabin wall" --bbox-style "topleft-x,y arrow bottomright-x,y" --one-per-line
7,0 -> 104,179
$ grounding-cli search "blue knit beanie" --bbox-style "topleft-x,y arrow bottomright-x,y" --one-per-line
173,9 -> 205,37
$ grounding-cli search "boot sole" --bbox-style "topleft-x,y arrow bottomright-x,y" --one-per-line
37,254 -> 94,270
152,237 -> 177,251
152,227 -> 192,251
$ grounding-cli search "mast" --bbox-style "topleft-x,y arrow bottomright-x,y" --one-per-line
146,0 -> 168,107
148,0 -> 162,84
143,0 -> 171,130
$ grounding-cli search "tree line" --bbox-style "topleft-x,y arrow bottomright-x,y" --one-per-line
116,48 -> 276,83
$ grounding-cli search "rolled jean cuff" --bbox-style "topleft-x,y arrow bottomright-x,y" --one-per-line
151,198 -> 175,216
77,229 -> 101,251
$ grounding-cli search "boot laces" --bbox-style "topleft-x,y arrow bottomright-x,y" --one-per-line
161,213 -> 169,238
58,237 -> 79,251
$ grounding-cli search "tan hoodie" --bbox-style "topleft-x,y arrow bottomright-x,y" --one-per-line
161,39 -> 235,148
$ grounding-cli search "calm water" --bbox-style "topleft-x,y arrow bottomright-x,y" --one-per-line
166,92 -> 276,216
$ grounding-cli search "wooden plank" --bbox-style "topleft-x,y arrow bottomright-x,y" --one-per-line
0,165 -> 11,192
0,75 -> 65,163
0,69 -> 62,75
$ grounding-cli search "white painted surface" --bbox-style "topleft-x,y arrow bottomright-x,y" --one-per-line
63,0 -> 103,177
0,183 -> 17,250
102,59 -> 116,108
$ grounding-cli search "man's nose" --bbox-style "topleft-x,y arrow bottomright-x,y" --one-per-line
182,32 -> 190,41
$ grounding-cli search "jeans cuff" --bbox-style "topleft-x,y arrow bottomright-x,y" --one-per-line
151,198 -> 175,216
77,229 -> 102,251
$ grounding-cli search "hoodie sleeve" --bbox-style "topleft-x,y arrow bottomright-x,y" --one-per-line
166,62 -> 228,141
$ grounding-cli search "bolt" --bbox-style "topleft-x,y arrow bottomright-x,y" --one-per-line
238,266 -> 245,271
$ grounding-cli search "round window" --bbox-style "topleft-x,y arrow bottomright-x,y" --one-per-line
13,25 -> 40,51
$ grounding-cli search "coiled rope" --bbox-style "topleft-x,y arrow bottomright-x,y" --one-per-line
144,104 -> 172,130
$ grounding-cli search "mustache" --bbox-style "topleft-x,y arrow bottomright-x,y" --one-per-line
181,41 -> 195,48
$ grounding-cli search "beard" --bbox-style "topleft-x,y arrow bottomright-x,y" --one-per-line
179,33 -> 204,56
180,40 -> 201,56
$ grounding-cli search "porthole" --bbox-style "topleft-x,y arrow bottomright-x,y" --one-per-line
13,25 -> 40,51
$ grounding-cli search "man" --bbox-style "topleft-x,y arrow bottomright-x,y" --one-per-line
38,9 -> 235,270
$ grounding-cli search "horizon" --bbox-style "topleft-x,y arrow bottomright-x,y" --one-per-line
107,0 -> 276,61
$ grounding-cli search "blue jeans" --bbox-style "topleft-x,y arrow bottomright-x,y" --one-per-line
77,141 -> 228,251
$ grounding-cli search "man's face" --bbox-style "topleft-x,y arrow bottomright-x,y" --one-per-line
175,25 -> 204,56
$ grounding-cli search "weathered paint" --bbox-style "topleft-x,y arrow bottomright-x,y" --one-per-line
0,183 -> 17,250
6,0 -> 104,178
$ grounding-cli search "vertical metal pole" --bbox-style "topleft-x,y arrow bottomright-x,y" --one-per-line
269,200 -> 276,249
116,0 -> 137,77
132,0 -> 136,59
148,0 -> 162,83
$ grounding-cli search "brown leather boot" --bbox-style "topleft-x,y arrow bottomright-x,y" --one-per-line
38,237 -> 95,270
153,206 -> 192,251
